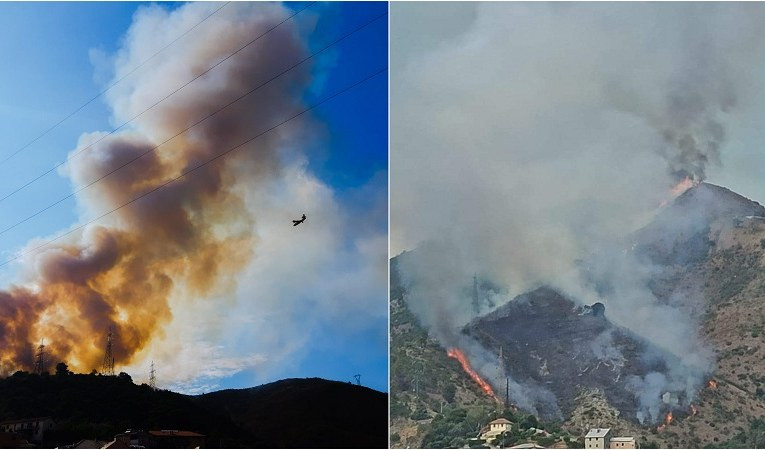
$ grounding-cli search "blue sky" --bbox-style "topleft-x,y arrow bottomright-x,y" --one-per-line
0,2 -> 387,393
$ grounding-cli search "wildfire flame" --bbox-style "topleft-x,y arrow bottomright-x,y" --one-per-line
656,411 -> 673,432
659,176 -> 698,208
447,348 -> 499,400
708,379 -> 718,389
670,176 -> 696,196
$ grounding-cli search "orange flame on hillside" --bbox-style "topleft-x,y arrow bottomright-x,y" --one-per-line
656,411 -> 673,432
670,176 -> 696,196
447,348 -> 498,400
659,176 -> 699,208
708,379 -> 718,389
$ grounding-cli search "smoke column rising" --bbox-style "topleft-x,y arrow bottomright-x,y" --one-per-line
0,2 -> 314,374
392,2 -> 765,421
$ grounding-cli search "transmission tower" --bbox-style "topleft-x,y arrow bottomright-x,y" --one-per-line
506,377 -> 510,407
102,329 -> 115,376
472,274 -> 481,314
354,374 -> 361,386
149,361 -> 156,390
34,340 -> 46,375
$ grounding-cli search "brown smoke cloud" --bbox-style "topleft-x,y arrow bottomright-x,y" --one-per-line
0,2 -> 314,375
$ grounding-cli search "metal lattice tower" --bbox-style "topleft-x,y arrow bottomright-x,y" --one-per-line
149,361 -> 156,390
506,377 -> 510,407
471,274 -> 480,313
102,329 -> 115,376
354,374 -> 361,386
34,340 -> 46,375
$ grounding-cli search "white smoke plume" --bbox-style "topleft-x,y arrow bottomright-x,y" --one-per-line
392,2 -> 765,421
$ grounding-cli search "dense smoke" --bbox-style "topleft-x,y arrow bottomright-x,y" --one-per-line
392,2 -> 765,421
0,2 -> 314,374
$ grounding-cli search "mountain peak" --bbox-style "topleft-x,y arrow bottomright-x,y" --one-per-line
672,182 -> 765,218
634,182 -> 765,266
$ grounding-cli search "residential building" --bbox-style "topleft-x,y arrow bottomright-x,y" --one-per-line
609,437 -> 636,449
148,430 -> 205,448
0,417 -> 55,442
102,429 -> 205,449
0,431 -> 31,448
509,443 -> 545,449
584,428 -> 612,449
479,418 -> 512,443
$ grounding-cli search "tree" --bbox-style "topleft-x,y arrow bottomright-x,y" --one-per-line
56,362 -> 70,377
520,414 -> 538,430
117,372 -> 133,383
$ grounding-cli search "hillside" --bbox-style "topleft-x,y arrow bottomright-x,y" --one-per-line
463,287 -> 673,422
0,370 -> 386,448
390,255 -> 500,448
390,258 -> 583,449
194,378 -> 388,448
391,183 -> 765,448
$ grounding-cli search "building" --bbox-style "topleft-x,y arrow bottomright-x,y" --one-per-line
479,418 -> 512,443
0,417 -> 55,442
103,429 -> 205,449
584,428 -> 612,449
148,430 -> 205,449
509,444 -> 545,449
609,437 -> 636,449
0,431 -> 31,448
58,439 -> 109,449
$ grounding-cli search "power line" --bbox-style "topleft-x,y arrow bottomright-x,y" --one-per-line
0,1 -> 231,167
0,1 -> 316,206
0,11 -> 386,239
0,66 -> 387,269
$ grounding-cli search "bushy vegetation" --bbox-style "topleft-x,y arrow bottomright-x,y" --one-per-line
418,406 -> 579,449
0,369 -> 266,448
715,418 -> 765,448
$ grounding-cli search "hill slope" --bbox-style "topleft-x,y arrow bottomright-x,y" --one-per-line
0,371 -> 387,448
194,378 -> 388,448
391,183 -> 765,448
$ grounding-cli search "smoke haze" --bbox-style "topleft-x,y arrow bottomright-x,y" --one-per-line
392,2 -> 765,421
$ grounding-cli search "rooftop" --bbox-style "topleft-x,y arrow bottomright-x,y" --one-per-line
148,430 -> 205,438
585,428 -> 611,438
611,437 -> 635,442
0,417 -> 52,426
489,418 -> 512,425
509,444 -> 545,449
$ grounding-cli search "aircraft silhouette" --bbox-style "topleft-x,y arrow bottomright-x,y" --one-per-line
292,214 -> 306,226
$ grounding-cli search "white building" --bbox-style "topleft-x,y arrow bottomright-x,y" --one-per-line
480,418 -> 512,443
585,428 -> 612,449
0,417 -> 55,442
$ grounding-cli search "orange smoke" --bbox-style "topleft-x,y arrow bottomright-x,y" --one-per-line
0,3 -> 311,375
447,347 -> 498,400
708,379 -> 718,389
